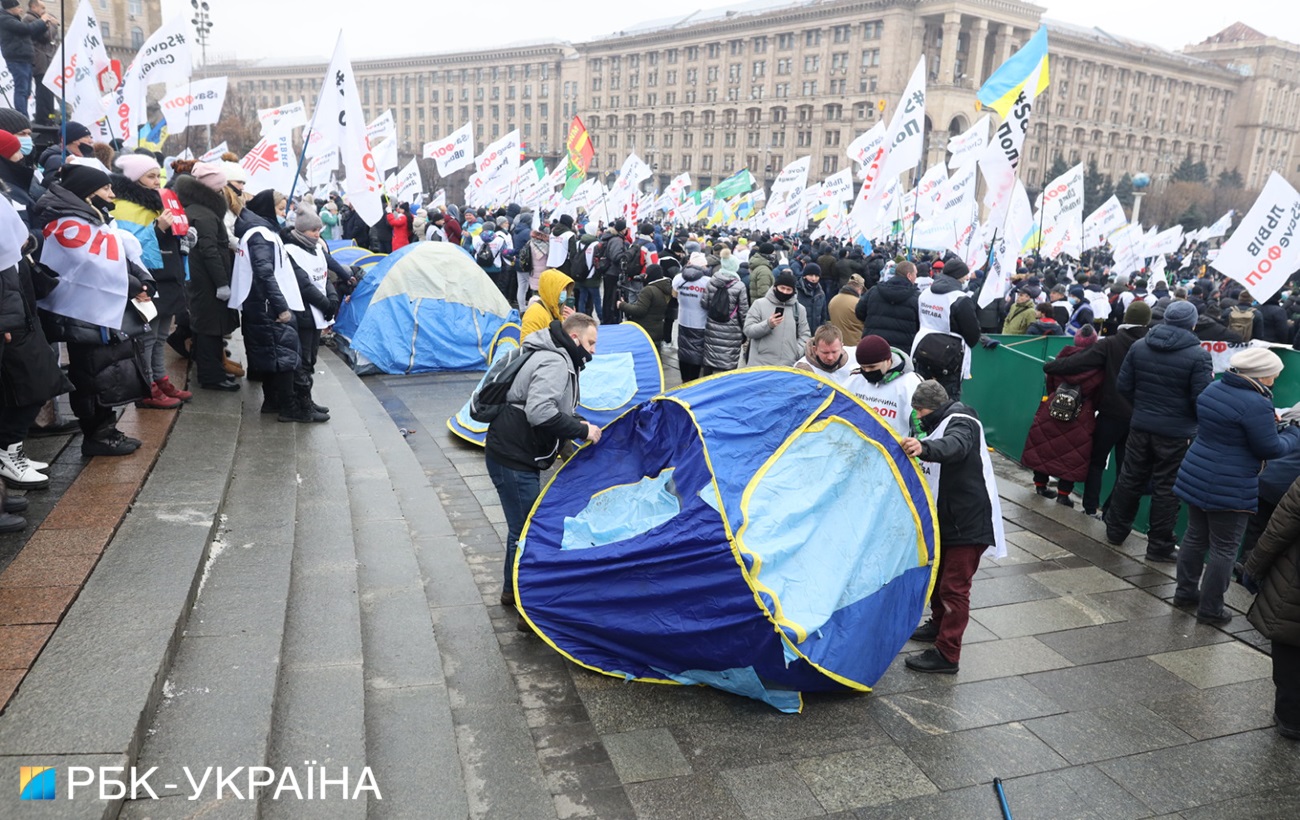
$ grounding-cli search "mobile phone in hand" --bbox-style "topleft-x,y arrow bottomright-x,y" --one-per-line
774,306 -> 785,317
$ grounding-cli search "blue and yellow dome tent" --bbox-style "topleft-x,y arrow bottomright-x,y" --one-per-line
514,368 -> 938,712
330,245 -> 387,269
334,242 -> 519,374
446,321 -> 664,445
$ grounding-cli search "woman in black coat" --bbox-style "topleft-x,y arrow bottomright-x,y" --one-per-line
281,205 -> 340,420
173,168 -> 239,390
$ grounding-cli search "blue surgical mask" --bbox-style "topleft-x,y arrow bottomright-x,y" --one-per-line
277,216 -> 287,227
17,136 -> 32,156
1069,296 -> 1080,306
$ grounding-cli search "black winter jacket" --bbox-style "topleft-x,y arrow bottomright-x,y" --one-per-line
1044,324 -> 1146,419
0,11 -> 45,63
919,401 -> 996,546
927,273 -> 981,347
1246,476 -> 1300,646
235,210 -> 300,374
282,230 -> 341,338
173,175 -> 238,337
1117,323 -> 1213,438
1255,302 -> 1290,343
856,275 -> 920,351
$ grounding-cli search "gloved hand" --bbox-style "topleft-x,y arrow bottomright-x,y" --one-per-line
980,336 -> 1001,349
1240,570 -> 1260,595
179,227 -> 198,255
215,285 -> 232,301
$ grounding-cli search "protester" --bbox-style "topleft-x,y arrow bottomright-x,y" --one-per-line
793,323 -> 855,385
828,274 -> 864,347
1025,301 -> 1064,336
842,334 -> 921,439
795,262 -> 828,329
174,163 -> 240,391
619,263 -> 672,346
744,270 -> 810,367
701,254 -> 749,375
858,259 -> 920,351
1173,348 -> 1300,625
1002,286 -> 1036,334
672,251 -> 710,382
747,241 -> 776,303
901,380 -> 1005,674
1105,301 -> 1213,561
912,259 -> 981,400
282,205 -> 341,420
0,0 -> 55,120
485,314 -> 602,621
1022,324 -> 1104,507
521,268 -> 574,339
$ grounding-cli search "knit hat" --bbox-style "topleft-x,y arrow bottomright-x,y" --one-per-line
758,242 -> 775,255
192,161 -> 227,192
63,121 -> 92,143
644,263 -> 665,283
222,160 -> 247,184
911,380 -> 950,411
57,162 -> 111,200
688,251 -> 707,268
295,205 -> 323,233
849,274 -> 866,289
1074,324 -> 1099,347
559,213 -> 574,227
942,258 -> 969,279
1230,347 -> 1284,380
854,334 -> 892,366
1123,301 -> 1152,326
0,130 -> 18,160
1068,285 -> 1085,299
0,1 -> 19,11
802,262 -> 822,278
0,108 -> 30,135
114,153 -> 160,182
1163,300 -> 1196,329
774,270 -> 797,291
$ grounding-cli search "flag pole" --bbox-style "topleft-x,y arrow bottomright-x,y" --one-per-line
59,0 -> 67,162
1035,84 -> 1053,254
286,82 -> 327,206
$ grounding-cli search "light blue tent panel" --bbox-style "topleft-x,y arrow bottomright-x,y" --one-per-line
446,324 -> 521,445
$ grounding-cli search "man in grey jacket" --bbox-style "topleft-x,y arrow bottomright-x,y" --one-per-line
743,270 -> 811,367
486,314 -> 602,617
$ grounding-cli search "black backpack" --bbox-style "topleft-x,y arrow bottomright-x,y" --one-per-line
912,333 -> 965,379
707,282 -> 738,323
592,237 -> 611,275
475,238 -> 496,268
1048,381 -> 1083,422
516,242 -> 533,274
621,240 -> 647,280
469,348 -> 535,423
571,236 -> 597,282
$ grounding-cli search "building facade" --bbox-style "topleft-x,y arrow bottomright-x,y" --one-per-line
212,0 -> 1299,195
95,0 -> 165,64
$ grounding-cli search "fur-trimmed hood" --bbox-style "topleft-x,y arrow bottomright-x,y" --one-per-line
171,173 -> 227,219
110,173 -> 163,212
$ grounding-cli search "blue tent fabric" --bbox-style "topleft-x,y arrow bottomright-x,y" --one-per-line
446,324 -> 521,445
330,246 -> 385,269
516,368 -> 938,712
334,242 -> 518,374
325,239 -> 356,252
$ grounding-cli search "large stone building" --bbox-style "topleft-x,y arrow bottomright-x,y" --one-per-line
94,0 -> 165,64
213,0 -> 1300,195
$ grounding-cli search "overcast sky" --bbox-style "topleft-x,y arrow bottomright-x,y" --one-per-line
161,0 -> 1294,64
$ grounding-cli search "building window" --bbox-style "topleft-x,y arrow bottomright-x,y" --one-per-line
833,25 -> 851,44
825,130 -> 841,146
801,80 -> 818,96
707,66 -> 719,83
777,59 -> 792,75
804,56 -> 820,72
729,64 -> 741,82
686,46 -> 699,61
804,30 -> 822,47
708,43 -> 721,59
830,79 -> 846,94
862,21 -> 883,39
822,156 -> 838,174
128,0 -> 142,14
754,36 -> 768,53
778,33 -> 794,50
730,40 -> 744,56
753,61 -> 766,78
861,49 -> 880,69
130,26 -> 144,49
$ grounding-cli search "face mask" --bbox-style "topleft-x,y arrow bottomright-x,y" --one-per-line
277,216 -> 287,227
77,143 -> 94,158
1069,296 -> 1080,306
863,368 -> 886,384
91,195 -> 112,212
17,136 -> 32,156
774,288 -> 794,302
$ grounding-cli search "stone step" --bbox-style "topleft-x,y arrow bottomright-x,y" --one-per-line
319,354 -> 471,819
323,356 -> 556,819
0,367 -> 244,820
120,392 -> 300,818
260,363 -> 368,820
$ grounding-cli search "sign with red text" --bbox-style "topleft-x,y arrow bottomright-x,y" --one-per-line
1212,172 -> 1300,303
161,77 -> 227,132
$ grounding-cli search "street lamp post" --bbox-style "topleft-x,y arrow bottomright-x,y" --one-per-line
1131,172 -> 1151,226
190,0 -> 214,149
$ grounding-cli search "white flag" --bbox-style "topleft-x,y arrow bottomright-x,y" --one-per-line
0,194 -> 27,270
1082,196 -> 1127,250
979,59 -> 1044,231
846,121 -> 887,170
423,121 -> 474,175
1211,173 -> 1300,303
1109,223 -> 1144,278
911,163 -> 950,222
371,137 -> 398,172
366,110 -> 397,146
310,35 -> 383,226
428,189 -> 446,211
258,100 -> 307,134
472,129 -> 521,181
42,0 -> 114,121
610,152 -> 653,214
1203,209 -> 1235,240
979,181 -> 1032,308
386,157 -> 423,205
37,216 -> 129,330
199,142 -> 228,163
946,115 -> 989,170
877,57 -> 928,186
114,16 -> 193,146
1148,225 -> 1185,258
160,77 -> 228,132
240,125 -> 298,195
1038,163 -> 1085,260
307,149 -> 337,186
821,167 -> 855,203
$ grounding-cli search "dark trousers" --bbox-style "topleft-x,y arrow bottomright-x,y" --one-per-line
1105,428 -> 1191,554
679,360 -> 702,383
1274,641 -> 1300,731
9,61 -> 31,119
294,325 -> 321,400
1175,506 -> 1250,619
66,342 -> 115,435
931,543 -> 986,663
485,454 -> 541,597
1084,413 -> 1130,514
192,333 -> 227,386
1033,471 -> 1075,496
34,77 -> 55,122
576,285 -> 601,321
601,275 -> 622,324
0,403 -> 43,448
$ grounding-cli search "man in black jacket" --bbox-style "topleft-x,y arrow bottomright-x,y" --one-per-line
1106,301 -> 1213,561
598,218 -> 627,324
1045,301 -> 1149,516
901,380 -> 1000,674
913,258 -> 982,400
0,0 -> 53,119
856,260 -> 920,351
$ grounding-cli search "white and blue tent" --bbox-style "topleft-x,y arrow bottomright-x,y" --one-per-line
334,242 -> 519,374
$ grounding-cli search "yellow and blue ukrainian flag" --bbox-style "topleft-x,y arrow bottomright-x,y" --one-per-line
977,26 -> 1050,118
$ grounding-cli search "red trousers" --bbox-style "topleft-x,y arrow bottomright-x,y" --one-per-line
931,543 -> 987,664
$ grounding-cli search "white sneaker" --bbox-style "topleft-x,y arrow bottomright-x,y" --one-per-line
0,443 -> 48,489
12,443 -> 47,470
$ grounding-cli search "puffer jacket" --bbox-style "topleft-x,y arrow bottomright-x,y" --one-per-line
1021,345 -> 1105,482
235,209 -> 300,374
857,275 -> 920,351
673,265 -> 710,366
1116,322 -> 1213,438
1255,301 -> 1291,343
1246,476 -> 1300,646
622,276 -> 672,344
828,289 -> 863,347
1044,324 -> 1146,419
282,230 -> 341,340
0,11 -> 44,64
521,269 -> 573,339
1174,372 -> 1300,512
173,174 -> 238,337
795,275 -> 827,329
743,288 -> 811,367
919,401 -> 996,546
747,252 -> 775,303
701,269 -> 749,370
485,321 -> 588,473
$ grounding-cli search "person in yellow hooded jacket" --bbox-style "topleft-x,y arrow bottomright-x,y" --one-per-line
521,268 -> 575,338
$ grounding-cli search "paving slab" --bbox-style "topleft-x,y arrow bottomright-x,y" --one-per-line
901,722 -> 1070,790
971,595 -> 1120,639
792,746 -> 937,812
1148,641 -> 1273,689
1022,700 -> 1195,764
1022,656 -> 1198,710
1036,615 -> 1231,665
602,728 -> 693,783
623,773 -> 746,820
870,676 -> 1066,743
719,762 -> 826,820
1146,677 -> 1279,740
